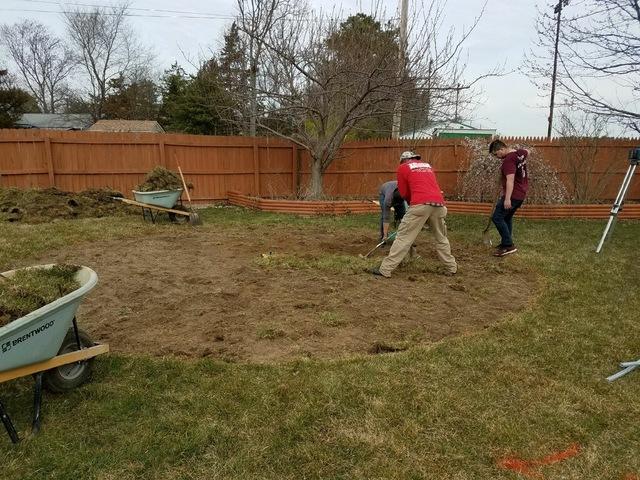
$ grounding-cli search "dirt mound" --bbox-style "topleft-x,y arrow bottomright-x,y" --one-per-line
0,187 -> 135,223
136,166 -> 188,192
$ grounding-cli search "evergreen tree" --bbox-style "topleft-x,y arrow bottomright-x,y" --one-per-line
0,69 -> 39,128
103,74 -> 159,120
158,61 -> 238,135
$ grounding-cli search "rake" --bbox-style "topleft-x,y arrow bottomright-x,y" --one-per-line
359,231 -> 397,259
177,166 -> 202,226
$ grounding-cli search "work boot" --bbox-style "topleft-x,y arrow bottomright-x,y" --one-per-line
367,267 -> 390,278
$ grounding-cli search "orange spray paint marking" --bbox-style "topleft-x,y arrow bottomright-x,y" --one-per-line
497,443 -> 581,479
623,474 -> 640,480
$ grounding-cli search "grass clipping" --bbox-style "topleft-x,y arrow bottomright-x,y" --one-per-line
0,265 -> 81,327
136,166 -> 191,192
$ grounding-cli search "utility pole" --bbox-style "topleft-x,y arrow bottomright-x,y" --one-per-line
454,83 -> 461,123
547,0 -> 569,140
391,0 -> 408,139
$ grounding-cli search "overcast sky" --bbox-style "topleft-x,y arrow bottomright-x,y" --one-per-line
0,0 -> 601,137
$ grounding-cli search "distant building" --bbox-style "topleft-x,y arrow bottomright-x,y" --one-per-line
88,120 -> 165,133
16,113 -> 93,130
401,121 -> 496,140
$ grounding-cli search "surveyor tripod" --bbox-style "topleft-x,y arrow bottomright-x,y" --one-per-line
596,149 -> 640,253
598,147 -> 640,381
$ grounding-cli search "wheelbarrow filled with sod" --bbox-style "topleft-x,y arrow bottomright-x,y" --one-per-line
0,264 -> 108,444
114,166 -> 201,225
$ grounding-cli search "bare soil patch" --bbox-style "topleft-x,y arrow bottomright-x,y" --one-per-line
31,227 -> 537,363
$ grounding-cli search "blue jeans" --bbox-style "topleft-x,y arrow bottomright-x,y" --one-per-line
379,194 -> 407,240
492,197 -> 524,247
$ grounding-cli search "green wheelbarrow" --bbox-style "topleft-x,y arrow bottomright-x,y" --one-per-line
0,265 -> 109,444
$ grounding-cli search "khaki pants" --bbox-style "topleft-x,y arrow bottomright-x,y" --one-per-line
379,204 -> 457,277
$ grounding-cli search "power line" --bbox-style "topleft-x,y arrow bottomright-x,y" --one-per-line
8,1 -> 400,23
0,7 -> 233,20
18,0 -> 236,19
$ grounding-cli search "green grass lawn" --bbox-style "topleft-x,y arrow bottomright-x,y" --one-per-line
1,208 -> 639,479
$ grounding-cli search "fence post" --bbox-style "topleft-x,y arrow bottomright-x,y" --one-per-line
44,135 -> 55,187
253,139 -> 260,196
291,143 -> 298,196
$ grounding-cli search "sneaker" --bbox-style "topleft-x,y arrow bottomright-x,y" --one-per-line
493,245 -> 517,257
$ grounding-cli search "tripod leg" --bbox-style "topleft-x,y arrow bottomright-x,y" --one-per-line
607,361 -> 640,382
596,215 -> 618,253
596,163 -> 637,253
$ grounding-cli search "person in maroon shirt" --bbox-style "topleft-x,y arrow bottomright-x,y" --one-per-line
488,139 -> 529,257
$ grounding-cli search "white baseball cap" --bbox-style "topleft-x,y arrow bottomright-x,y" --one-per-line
400,150 -> 421,161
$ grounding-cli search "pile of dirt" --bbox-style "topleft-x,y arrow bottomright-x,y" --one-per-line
136,166 -> 190,192
0,264 -> 80,326
0,187 -> 135,223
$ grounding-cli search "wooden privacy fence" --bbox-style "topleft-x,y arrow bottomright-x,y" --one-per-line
1,129 -> 639,203
0,129 -> 296,202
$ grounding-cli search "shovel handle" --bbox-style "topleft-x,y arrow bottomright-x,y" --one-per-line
177,166 -> 193,205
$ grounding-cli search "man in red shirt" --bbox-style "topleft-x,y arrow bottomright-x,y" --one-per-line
371,151 -> 457,277
488,139 -> 529,257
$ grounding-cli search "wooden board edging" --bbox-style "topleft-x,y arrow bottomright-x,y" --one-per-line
227,191 -> 640,219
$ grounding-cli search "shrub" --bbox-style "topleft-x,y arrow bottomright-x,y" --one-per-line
459,138 -> 568,204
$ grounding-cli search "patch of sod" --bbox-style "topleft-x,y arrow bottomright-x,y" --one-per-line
136,166 -> 188,192
0,265 -> 80,326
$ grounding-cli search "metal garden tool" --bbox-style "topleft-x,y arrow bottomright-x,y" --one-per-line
177,166 -> 202,226
482,196 -> 501,246
359,231 -> 397,258
482,213 -> 494,246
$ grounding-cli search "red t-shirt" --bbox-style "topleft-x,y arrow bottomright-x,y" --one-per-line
396,160 -> 445,205
501,149 -> 529,201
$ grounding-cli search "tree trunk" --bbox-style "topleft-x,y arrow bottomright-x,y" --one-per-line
309,159 -> 324,199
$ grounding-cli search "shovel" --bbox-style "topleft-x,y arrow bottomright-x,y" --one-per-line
359,231 -> 397,258
482,215 -> 493,246
482,198 -> 501,246
177,166 -> 202,226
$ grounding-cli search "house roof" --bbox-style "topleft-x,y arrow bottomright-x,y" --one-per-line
401,121 -> 496,139
88,120 -> 165,133
16,113 -> 93,130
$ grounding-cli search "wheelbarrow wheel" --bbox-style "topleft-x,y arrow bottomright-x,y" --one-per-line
43,329 -> 94,393
168,205 -> 189,224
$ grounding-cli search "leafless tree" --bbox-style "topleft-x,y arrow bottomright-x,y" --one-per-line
236,0 -> 295,136
557,112 -> 616,202
64,3 -> 153,120
529,0 -> 640,134
238,1 -> 495,197
0,20 -> 75,114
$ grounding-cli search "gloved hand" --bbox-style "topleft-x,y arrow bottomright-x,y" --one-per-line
383,232 -> 397,244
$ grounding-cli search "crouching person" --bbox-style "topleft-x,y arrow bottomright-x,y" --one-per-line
378,180 -> 406,242
371,151 -> 457,278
